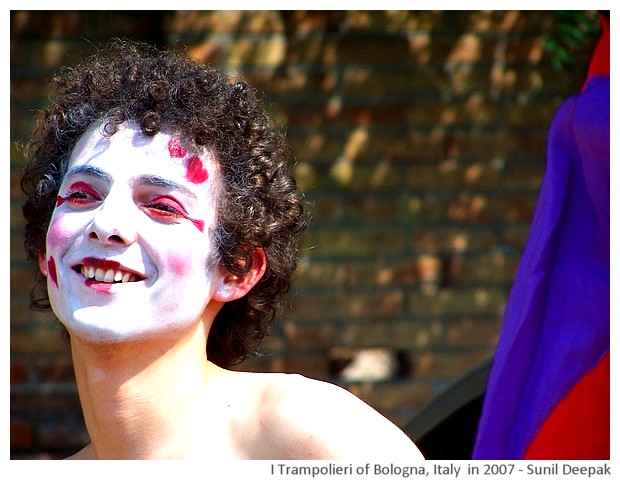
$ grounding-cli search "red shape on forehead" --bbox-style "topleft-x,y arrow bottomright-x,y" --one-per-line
185,156 -> 209,184
48,256 -> 58,288
168,138 -> 187,158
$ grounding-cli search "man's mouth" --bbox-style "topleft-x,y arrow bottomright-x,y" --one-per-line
73,257 -> 145,284
79,265 -> 138,283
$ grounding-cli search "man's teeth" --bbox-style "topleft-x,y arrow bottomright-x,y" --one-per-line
81,265 -> 136,283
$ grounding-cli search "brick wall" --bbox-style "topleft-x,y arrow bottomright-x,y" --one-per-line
10,10 -> 598,458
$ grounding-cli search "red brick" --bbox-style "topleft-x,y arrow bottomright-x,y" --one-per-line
342,320 -> 443,350
287,104 -> 408,129
346,258 -> 422,288
503,161 -> 545,190
411,351 -> 493,381
507,100 -> 563,128
10,169 -> 25,200
166,11 -> 244,35
342,195 -> 403,223
290,290 -> 404,322
245,68 -> 339,97
353,11 -> 444,33
10,392 -> 81,414
295,256 -> 430,291
409,287 -> 507,318
452,252 -> 520,285
303,196 -> 341,222
235,355 -> 284,374
443,192 -> 537,223
10,141 -> 27,167
260,330 -> 286,355
502,224 -> 532,250
336,35 -> 410,65
10,236 -> 27,264
342,66 -> 438,98
10,421 -> 35,450
285,134 -> 343,164
203,10 -> 284,34
10,11 -> 81,38
281,353 -> 331,380
406,159 -> 503,190
228,36 -> 287,69
181,41 -> 224,67
10,294 -> 30,327
411,226 -> 500,254
283,37 -> 338,66
11,327 -> 68,355
284,321 -> 341,351
10,263 -> 37,295
35,356 -> 76,384
10,201 -> 27,231
293,259 -> 348,290
38,416 -> 89,451
281,11 -> 344,35
301,227 -> 406,258
444,317 -> 502,348
10,360 -> 30,385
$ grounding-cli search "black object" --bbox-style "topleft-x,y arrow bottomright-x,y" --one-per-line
403,356 -> 493,459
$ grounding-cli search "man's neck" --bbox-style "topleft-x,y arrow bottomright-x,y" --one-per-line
70,323 -> 225,459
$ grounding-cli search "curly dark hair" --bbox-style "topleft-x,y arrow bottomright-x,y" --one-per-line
21,39 -> 308,368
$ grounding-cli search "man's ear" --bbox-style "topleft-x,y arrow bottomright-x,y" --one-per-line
213,248 -> 267,303
38,251 -> 48,277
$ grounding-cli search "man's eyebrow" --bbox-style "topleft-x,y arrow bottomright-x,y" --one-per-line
64,165 -> 112,183
63,167 -> 197,199
133,175 -> 197,199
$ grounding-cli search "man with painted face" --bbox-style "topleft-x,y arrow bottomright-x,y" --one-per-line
21,39 -> 423,460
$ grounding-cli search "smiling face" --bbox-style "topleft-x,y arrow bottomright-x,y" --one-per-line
42,121 -> 226,343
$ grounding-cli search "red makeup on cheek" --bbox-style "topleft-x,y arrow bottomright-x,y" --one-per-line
47,218 -> 71,250
48,256 -> 58,288
167,252 -> 191,276
185,156 -> 209,184
56,196 -> 65,207
168,139 -> 187,158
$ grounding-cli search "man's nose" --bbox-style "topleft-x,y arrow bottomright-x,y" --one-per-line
86,192 -> 137,246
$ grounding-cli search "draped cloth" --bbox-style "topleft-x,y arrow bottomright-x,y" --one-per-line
472,15 -> 610,460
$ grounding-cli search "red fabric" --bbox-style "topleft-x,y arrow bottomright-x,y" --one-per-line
524,352 -> 610,460
582,14 -> 610,91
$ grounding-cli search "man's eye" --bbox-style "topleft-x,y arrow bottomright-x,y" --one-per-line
144,202 -> 183,217
142,196 -> 187,220
60,182 -> 102,205
62,189 -> 101,205
68,191 -> 96,201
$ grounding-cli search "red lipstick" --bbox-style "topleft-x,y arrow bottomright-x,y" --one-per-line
80,257 -> 122,270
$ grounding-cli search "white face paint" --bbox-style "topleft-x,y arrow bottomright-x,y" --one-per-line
44,121 -> 223,343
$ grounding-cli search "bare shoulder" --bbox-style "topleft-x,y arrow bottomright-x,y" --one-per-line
254,373 -> 424,460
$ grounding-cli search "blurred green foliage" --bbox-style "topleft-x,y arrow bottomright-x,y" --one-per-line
544,10 -> 602,70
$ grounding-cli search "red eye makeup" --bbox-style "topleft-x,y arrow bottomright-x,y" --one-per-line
143,196 -> 205,232
57,181 -> 102,207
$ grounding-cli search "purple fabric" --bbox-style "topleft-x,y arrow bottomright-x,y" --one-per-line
472,75 -> 610,459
